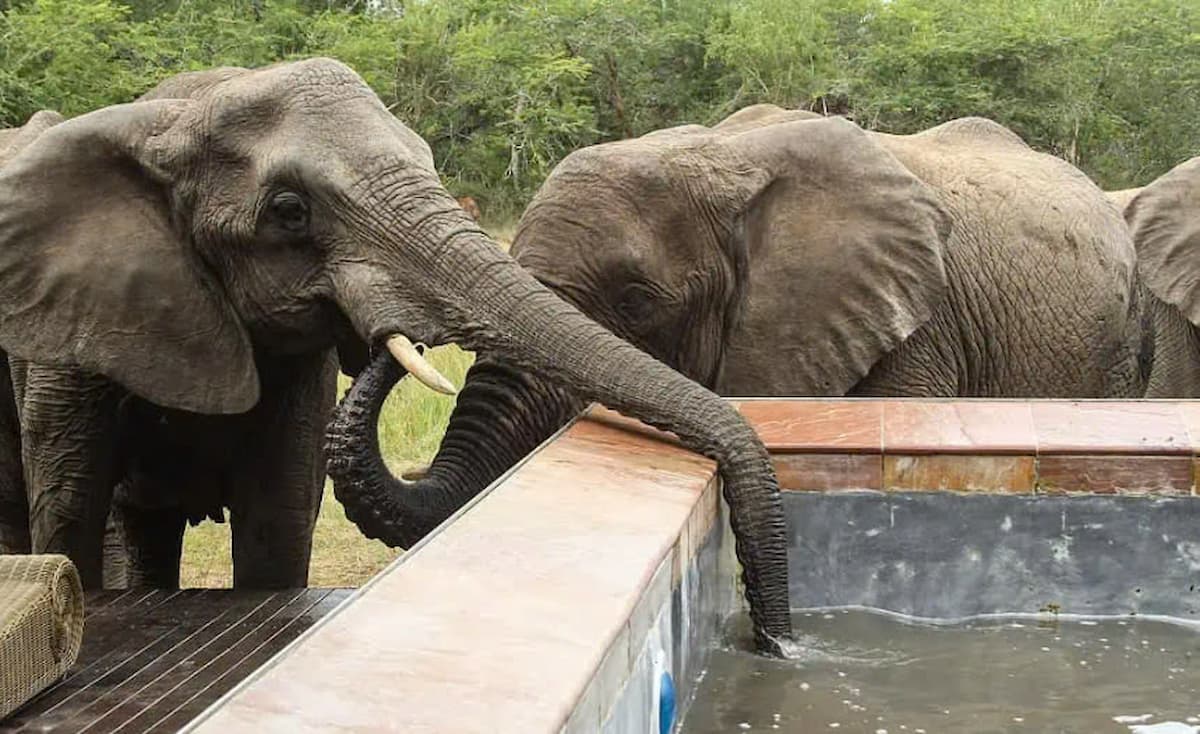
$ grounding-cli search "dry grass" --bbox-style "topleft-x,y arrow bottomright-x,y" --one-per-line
486,220 -> 516,250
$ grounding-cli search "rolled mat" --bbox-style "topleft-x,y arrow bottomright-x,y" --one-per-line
0,555 -> 84,720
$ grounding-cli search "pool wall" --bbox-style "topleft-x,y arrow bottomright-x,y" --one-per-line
563,496 -> 737,733
753,401 -> 1200,618
786,492 -> 1200,619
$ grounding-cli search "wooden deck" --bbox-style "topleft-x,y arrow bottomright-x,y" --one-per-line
1,588 -> 352,733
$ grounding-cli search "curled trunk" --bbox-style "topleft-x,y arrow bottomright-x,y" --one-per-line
327,356 -> 579,546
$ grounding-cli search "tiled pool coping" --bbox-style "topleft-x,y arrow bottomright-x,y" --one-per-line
734,399 -> 1200,494
184,399 -> 1200,732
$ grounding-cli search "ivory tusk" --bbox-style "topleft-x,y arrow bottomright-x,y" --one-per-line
385,334 -> 457,395
401,462 -> 431,481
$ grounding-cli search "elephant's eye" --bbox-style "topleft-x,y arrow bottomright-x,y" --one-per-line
268,190 -> 310,234
616,284 -> 659,323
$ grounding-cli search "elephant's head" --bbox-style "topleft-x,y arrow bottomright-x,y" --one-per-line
0,61 -> 450,409
1122,156 -> 1200,323
514,112 -> 948,395
371,111 -> 946,647
0,60 -> 790,652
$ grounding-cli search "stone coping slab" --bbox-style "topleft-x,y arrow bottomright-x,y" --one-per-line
735,399 -> 1198,456
598,400 -> 1200,495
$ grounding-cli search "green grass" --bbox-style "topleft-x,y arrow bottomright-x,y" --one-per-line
179,344 -> 477,588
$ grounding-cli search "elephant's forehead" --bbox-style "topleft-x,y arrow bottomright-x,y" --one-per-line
204,78 -> 373,127
190,65 -> 433,171
551,145 -> 686,211
195,59 -> 385,138
218,58 -> 372,104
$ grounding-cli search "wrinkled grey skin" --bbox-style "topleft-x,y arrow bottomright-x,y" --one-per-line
351,105 -> 1149,573
0,61 -> 789,651
514,105 -> 1144,398
0,110 -> 65,559
1109,157 -> 1200,397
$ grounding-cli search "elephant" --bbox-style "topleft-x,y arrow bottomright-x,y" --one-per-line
0,110 -> 65,557
0,60 -> 789,651
330,105 -> 1151,569
1108,156 -> 1200,397
0,76 -> 346,589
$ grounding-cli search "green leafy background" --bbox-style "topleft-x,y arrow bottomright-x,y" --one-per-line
3,0 -> 1196,219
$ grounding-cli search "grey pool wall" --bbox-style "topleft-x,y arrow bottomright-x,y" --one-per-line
785,491 -> 1200,619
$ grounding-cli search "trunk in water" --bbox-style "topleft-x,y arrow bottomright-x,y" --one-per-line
326,216 -> 790,653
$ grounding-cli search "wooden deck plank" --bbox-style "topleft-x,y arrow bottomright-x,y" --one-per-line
48,591 -> 284,733
2,590 -> 195,731
2,589 -> 349,734
83,590 -> 138,619
98,590 -> 339,733
73,591 -> 304,733
144,589 -> 353,733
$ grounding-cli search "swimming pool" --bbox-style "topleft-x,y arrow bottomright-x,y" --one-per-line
185,400 -> 1200,733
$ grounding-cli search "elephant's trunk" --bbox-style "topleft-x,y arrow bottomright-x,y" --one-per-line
327,356 -> 580,545
325,193 -> 790,653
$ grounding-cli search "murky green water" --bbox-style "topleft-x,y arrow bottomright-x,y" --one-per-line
680,610 -> 1200,734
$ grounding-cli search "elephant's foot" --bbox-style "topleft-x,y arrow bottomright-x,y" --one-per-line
102,513 -> 128,588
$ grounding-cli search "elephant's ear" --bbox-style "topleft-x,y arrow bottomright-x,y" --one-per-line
1126,157 -> 1200,326
721,116 -> 950,395
0,101 -> 260,414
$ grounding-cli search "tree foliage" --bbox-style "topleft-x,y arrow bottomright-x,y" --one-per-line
1,0 -> 1197,213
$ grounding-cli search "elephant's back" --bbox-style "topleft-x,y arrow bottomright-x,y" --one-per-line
1106,187 -> 1142,215
0,111 -> 63,169
872,128 -> 1145,397
713,104 -> 824,134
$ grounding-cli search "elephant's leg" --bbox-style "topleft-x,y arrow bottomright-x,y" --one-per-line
22,366 -> 123,588
111,502 -> 187,588
0,357 -> 29,554
106,476 -> 188,588
230,350 -> 336,589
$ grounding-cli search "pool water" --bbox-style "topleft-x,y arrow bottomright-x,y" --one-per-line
680,610 -> 1200,733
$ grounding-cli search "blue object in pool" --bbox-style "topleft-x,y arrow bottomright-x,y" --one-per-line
652,646 -> 675,733
659,669 -> 676,734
